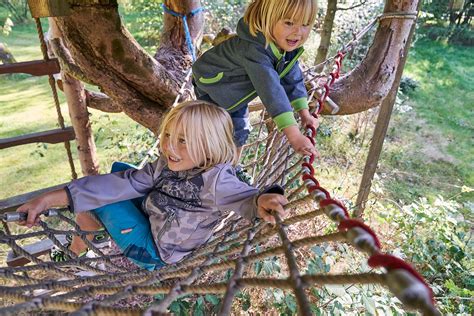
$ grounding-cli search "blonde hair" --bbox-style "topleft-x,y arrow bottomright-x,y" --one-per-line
159,100 -> 238,169
244,0 -> 318,46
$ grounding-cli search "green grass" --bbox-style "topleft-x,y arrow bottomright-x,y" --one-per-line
379,38 -> 473,206
0,19 -> 151,199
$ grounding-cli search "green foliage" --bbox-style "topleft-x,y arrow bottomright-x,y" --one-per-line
152,293 -> 221,315
121,0 -> 164,52
448,25 -> 474,46
235,291 -> 251,311
92,114 -> 157,166
269,289 -> 298,315
254,256 -> 281,276
121,0 -> 249,52
373,197 -> 473,314
201,1 -> 247,34
0,0 -> 29,23
418,0 -> 473,46
1,16 -> 13,35
421,0 -> 451,22
329,0 -> 384,69
399,75 -> 419,94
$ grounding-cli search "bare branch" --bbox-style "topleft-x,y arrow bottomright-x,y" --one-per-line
85,90 -> 122,113
337,0 -> 367,11
49,38 -> 95,85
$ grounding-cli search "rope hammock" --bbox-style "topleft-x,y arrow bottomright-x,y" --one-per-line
0,8 -> 440,316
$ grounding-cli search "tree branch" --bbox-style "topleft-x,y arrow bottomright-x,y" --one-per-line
49,38 -> 95,85
337,0 -> 367,11
85,90 -> 122,113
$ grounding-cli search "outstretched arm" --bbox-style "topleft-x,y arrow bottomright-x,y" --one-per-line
17,189 -> 69,228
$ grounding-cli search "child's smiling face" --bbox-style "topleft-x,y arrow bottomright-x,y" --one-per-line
161,126 -> 199,172
272,19 -> 311,52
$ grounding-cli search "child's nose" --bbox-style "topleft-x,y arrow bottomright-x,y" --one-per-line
295,26 -> 304,35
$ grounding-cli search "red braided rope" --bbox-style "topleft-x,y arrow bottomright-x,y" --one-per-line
338,219 -> 382,249
299,50 -> 436,311
368,254 -> 435,303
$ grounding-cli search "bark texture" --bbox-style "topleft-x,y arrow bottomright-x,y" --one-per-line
50,0 -> 419,128
314,0 -> 337,69
325,0 -> 419,115
52,0 -> 202,133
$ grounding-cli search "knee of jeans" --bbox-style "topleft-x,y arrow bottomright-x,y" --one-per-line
111,161 -> 137,173
124,244 -> 161,264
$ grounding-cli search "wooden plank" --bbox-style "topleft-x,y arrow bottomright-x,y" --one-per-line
6,235 -> 67,267
0,127 -> 75,150
0,59 -> 60,76
0,183 -> 68,214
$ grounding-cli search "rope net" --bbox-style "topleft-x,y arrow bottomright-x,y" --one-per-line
0,19 -> 439,316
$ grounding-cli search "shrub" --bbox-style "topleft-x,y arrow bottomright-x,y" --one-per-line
399,75 -> 419,94
449,26 -> 474,46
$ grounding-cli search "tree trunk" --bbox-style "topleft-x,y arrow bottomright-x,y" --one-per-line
314,0 -> 337,71
51,0 -> 419,127
52,0 -> 203,134
323,0 -> 420,115
48,19 -> 100,177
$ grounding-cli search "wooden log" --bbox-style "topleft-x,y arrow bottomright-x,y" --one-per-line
0,127 -> 75,150
0,59 -> 60,76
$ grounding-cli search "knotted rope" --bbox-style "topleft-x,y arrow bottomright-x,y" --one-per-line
161,4 -> 203,61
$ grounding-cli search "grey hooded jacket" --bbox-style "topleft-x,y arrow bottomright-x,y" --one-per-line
192,18 -> 309,132
66,157 -> 283,264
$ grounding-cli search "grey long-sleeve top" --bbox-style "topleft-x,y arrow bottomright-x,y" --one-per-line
66,157 -> 282,264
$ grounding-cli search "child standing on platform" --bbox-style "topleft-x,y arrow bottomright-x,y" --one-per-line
193,0 -> 319,157
17,101 -> 288,270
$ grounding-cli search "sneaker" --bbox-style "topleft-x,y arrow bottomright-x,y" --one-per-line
50,244 -> 105,271
235,165 -> 253,185
65,229 -> 110,248
51,229 -> 110,263
50,242 -> 87,262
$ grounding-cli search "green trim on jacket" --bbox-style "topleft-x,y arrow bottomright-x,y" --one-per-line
291,97 -> 309,112
273,111 -> 297,131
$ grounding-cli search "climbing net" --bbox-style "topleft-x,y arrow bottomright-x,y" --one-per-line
0,15 -> 439,316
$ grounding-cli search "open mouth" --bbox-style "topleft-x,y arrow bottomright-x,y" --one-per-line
286,39 -> 299,46
168,155 -> 181,162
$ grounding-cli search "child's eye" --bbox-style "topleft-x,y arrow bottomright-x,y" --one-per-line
284,21 -> 294,27
178,138 -> 186,144
164,133 -> 170,138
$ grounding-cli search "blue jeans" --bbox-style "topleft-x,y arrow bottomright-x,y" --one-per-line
229,106 -> 251,147
92,162 -> 166,271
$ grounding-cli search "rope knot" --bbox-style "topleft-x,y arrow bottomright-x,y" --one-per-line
161,4 -> 203,61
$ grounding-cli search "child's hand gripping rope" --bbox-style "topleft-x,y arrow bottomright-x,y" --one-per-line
256,194 -> 288,225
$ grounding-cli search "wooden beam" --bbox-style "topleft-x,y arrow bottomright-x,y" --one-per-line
0,183 -> 68,214
6,235 -> 68,267
0,127 -> 75,150
0,59 -> 60,76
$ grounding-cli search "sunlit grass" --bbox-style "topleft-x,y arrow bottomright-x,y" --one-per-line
0,20 -> 149,199
379,38 -> 473,204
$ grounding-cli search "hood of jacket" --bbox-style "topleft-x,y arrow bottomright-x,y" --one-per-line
236,18 -> 267,48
